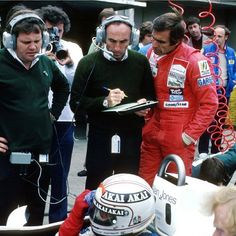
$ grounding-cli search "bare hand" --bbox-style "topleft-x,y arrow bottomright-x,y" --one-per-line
107,88 -> 127,107
45,51 -> 56,61
0,137 -> 8,153
56,54 -> 73,66
46,50 -> 73,66
134,98 -> 150,117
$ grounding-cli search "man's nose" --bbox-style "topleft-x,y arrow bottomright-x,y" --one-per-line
152,40 -> 160,47
114,43 -> 122,51
29,42 -> 37,49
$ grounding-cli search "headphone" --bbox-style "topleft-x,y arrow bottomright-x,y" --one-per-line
2,13 -> 50,50
96,15 -> 139,47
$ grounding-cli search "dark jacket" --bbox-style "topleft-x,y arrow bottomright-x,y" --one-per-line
70,49 -> 155,131
0,48 -> 69,155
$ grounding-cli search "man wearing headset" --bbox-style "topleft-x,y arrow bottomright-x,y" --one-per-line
70,15 -> 155,190
0,9 -> 69,225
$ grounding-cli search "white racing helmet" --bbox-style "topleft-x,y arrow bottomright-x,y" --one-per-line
89,173 -> 155,236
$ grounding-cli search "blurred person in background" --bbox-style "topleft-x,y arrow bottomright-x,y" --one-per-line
37,5 -> 83,223
185,16 -> 209,50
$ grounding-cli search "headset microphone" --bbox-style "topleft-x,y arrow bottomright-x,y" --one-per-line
91,37 -> 115,60
34,52 -> 45,58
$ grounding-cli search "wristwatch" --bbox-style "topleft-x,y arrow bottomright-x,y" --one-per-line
103,99 -> 109,108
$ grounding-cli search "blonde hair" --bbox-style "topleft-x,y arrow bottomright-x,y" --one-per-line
210,186 -> 236,235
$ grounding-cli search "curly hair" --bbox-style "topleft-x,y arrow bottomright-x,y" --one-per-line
36,5 -> 71,33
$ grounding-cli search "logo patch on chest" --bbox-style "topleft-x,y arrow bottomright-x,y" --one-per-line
164,101 -> 189,108
167,58 -> 188,88
198,60 -> 211,77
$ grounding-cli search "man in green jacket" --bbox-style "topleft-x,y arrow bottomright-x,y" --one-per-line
0,8 -> 69,225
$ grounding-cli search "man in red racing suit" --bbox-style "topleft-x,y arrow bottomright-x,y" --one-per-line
139,12 -> 218,186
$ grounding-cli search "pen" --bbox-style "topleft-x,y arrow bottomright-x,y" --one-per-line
102,86 -> 128,97
102,86 -> 111,92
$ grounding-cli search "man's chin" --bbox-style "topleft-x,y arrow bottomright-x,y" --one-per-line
27,54 -> 37,60
113,55 -> 123,60
153,49 -> 162,55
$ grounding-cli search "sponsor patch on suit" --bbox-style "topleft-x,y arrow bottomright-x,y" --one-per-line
167,58 -> 188,88
198,60 -> 211,77
197,76 -> 214,87
164,101 -> 189,108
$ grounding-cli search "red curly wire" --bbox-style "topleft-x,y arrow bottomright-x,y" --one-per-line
206,46 -> 235,152
198,0 -> 215,28
168,0 -> 236,152
168,0 -> 184,15
201,0 -> 236,152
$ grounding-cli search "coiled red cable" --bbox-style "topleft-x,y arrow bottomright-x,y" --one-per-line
199,0 -> 215,36
168,0 -> 184,15
200,0 -> 235,152
168,0 -> 235,151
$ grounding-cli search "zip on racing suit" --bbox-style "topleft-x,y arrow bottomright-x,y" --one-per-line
139,42 -> 218,186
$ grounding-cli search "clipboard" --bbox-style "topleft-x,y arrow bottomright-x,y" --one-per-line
102,100 -> 158,115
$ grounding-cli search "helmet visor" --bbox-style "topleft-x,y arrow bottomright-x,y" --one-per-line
90,206 -> 117,226
89,198 -> 131,227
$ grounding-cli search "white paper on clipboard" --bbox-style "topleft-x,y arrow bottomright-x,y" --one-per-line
103,100 -> 158,115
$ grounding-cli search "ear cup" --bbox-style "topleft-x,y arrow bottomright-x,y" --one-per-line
95,15 -> 139,46
42,31 -> 50,50
2,31 -> 15,49
95,26 -> 104,44
131,28 -> 140,48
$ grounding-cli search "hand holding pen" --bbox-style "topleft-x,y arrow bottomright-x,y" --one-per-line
103,87 -> 128,107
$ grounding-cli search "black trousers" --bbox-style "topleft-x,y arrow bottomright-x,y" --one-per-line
0,157 -> 50,225
74,110 -> 87,139
85,126 -> 142,190
198,128 -> 220,154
